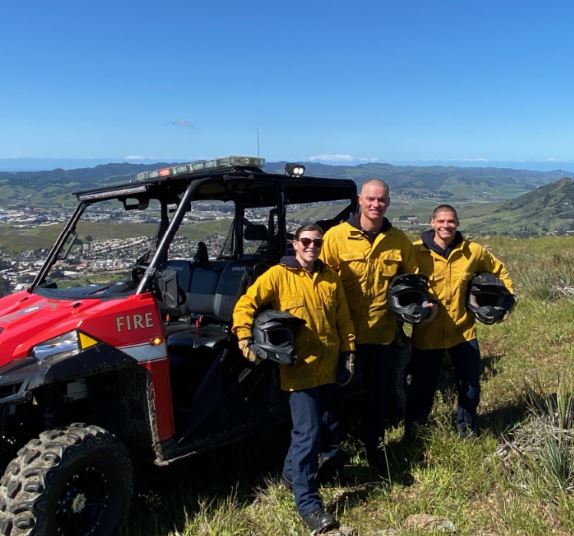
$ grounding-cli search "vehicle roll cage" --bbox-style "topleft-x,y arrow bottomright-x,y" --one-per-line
30,166 -> 357,293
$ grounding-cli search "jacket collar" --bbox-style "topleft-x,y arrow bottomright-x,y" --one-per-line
421,229 -> 464,258
347,211 -> 392,242
279,256 -> 326,273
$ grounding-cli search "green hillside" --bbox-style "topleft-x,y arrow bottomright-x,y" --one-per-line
0,219 -> 233,253
0,162 -> 172,207
463,177 -> 574,235
1,175 -> 572,254
268,161 -> 567,200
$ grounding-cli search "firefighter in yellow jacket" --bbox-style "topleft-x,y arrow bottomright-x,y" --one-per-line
405,204 -> 514,439
232,224 -> 355,535
320,179 -> 417,469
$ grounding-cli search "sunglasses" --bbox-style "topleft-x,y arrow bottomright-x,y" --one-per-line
298,238 -> 323,247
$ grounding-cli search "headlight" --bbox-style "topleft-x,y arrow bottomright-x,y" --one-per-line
32,331 -> 81,363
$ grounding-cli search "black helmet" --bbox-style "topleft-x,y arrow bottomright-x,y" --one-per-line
387,273 -> 434,324
467,273 -> 515,325
252,310 -> 305,365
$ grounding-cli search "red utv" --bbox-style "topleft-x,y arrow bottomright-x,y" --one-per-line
0,157 -> 357,535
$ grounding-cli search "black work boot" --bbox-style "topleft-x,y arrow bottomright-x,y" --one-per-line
301,509 -> 339,535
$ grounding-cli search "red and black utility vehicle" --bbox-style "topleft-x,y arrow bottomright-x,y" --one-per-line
0,157 -> 357,535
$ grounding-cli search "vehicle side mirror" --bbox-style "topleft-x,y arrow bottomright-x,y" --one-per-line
156,269 -> 184,310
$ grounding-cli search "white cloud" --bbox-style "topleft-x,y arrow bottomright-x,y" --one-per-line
124,154 -> 217,163
172,119 -> 196,129
389,157 -> 491,165
124,155 -> 161,161
308,154 -> 379,163
309,154 -> 355,162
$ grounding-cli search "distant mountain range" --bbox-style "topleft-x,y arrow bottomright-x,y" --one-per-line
0,160 -> 571,208
270,162 -> 571,201
2,157 -> 574,173
0,161 -> 571,236
0,163 -> 170,207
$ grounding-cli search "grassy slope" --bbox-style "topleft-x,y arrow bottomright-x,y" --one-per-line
122,236 -> 574,536
462,179 -> 574,235
0,219 -> 234,252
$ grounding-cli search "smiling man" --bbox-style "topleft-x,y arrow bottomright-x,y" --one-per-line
405,204 -> 514,439
321,179 -> 417,470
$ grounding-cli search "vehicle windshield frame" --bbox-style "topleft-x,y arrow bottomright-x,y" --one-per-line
28,169 -> 357,295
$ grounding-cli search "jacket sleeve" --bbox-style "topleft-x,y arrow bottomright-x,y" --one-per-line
231,268 -> 277,340
319,228 -> 341,272
478,247 -> 515,294
411,240 -> 439,301
402,234 -> 418,274
333,272 -> 356,353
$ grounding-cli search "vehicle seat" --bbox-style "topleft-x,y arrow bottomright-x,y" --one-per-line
166,258 -> 261,353
161,259 -> 222,320
185,266 -> 222,316
164,260 -> 193,290
213,260 -> 259,323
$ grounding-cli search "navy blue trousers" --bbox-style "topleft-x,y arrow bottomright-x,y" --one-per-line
357,344 -> 396,457
405,339 -> 482,433
282,384 -> 340,516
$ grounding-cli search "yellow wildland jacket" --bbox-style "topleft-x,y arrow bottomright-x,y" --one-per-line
412,231 -> 514,350
232,258 -> 356,391
320,217 -> 417,345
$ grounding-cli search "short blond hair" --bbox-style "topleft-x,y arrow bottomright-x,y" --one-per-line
360,179 -> 389,195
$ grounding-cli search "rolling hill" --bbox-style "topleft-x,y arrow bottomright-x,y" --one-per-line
0,163 -> 171,207
267,162 -> 569,201
1,161 -> 572,236
462,177 -> 574,235
0,161 -> 570,208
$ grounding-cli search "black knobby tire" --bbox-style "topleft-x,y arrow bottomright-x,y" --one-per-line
0,423 -> 133,536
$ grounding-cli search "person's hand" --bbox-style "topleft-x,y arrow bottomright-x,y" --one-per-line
337,351 -> 355,387
422,300 -> 438,322
238,338 -> 259,362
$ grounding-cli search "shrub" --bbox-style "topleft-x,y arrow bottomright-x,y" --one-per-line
498,376 -> 574,502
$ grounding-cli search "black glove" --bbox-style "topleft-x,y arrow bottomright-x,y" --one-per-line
337,351 -> 355,387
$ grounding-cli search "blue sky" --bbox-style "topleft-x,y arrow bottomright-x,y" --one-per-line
1,0 -> 574,170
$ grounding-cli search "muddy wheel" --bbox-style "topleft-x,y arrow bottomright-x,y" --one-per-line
0,423 -> 133,536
